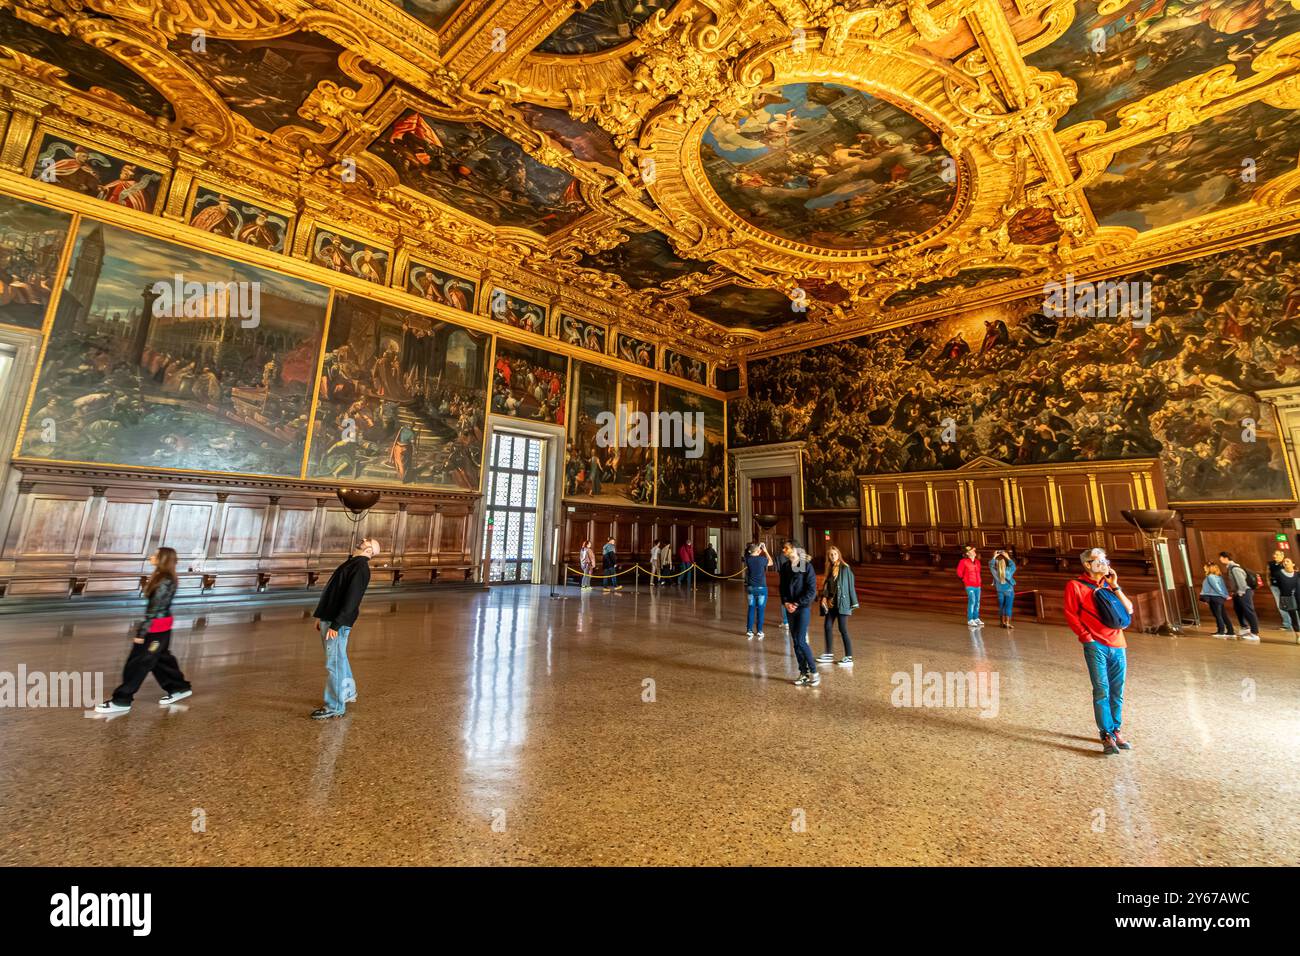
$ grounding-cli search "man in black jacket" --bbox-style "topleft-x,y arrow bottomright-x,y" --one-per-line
780,540 -> 821,686
311,537 -> 378,719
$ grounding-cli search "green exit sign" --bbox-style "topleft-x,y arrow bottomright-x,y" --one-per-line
1276,533 -> 1288,541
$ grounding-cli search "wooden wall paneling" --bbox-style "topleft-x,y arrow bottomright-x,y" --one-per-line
321,508 -> 356,555
92,498 -> 154,556
405,511 -> 434,556
219,502 -> 267,557
160,500 -> 215,564
18,494 -> 89,557
271,505 -> 315,556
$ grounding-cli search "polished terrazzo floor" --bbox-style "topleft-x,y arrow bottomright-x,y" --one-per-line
0,584 -> 1297,866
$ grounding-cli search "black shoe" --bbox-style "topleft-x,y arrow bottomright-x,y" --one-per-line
311,707 -> 343,720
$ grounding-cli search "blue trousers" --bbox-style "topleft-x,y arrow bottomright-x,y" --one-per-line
320,621 -> 354,714
787,605 -> 815,674
996,586 -> 1015,618
1082,641 -> 1126,738
746,586 -> 767,632
965,586 -> 982,621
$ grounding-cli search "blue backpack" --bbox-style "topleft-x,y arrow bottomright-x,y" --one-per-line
1082,579 -> 1131,630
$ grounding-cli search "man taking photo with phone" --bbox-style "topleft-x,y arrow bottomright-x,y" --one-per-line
1063,547 -> 1135,755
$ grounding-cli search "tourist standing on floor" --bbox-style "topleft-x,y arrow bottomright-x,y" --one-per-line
678,538 -> 695,590
310,537 -> 377,720
649,540 -> 662,586
744,541 -> 773,639
780,540 -> 820,686
658,539 -> 673,586
1063,547 -> 1135,755
1274,557 -> 1300,633
1267,549 -> 1294,634
1218,551 -> 1261,641
775,546 -> 790,630
816,545 -> 858,666
1200,563 -> 1233,638
579,539 -> 595,591
602,537 -> 623,592
699,543 -> 719,579
95,547 -> 193,714
956,544 -> 984,627
990,548 -> 1017,629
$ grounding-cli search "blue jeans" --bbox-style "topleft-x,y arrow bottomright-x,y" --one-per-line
787,605 -> 815,674
996,586 -> 1015,618
1082,641 -> 1126,738
965,586 -> 982,621
679,562 -> 694,588
746,586 -> 768,632
320,621 -> 354,714
580,569 -> 591,588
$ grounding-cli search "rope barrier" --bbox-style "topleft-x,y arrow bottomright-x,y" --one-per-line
563,563 -> 744,581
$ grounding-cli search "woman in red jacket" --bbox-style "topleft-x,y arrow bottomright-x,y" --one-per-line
956,544 -> 984,627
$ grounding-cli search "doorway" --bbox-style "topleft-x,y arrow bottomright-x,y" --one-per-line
482,431 -> 546,583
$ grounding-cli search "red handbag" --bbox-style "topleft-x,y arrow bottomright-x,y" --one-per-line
148,616 -> 174,633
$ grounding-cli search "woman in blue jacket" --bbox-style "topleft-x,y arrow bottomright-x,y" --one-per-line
1200,563 -> 1233,637
990,549 -> 1017,629
817,546 -> 859,666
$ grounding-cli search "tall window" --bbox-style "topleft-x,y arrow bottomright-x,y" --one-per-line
483,432 -> 543,583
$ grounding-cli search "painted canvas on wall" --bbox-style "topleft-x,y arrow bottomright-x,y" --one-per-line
188,188 -> 290,253
558,313 -> 606,354
566,362 -> 655,505
0,194 -> 73,331
657,385 -> 725,510
664,348 -> 707,384
21,218 -> 330,477
492,339 -> 567,425
487,287 -> 546,334
733,231 -> 1300,507
577,229 -> 711,290
311,228 -> 389,284
407,259 -> 476,312
616,332 -> 655,368
307,293 -> 489,489
31,134 -> 164,214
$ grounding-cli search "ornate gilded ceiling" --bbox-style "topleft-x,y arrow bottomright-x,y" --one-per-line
2,0 -> 1299,366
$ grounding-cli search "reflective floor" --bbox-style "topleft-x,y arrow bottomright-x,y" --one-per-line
0,584 -> 1297,866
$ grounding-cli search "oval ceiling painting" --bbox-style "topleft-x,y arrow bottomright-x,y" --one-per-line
700,83 -> 958,251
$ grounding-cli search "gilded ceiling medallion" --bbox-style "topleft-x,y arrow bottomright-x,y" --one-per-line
699,82 -> 958,252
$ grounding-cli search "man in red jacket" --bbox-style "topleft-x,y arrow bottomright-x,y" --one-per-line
1063,547 -> 1135,755
956,544 -> 983,627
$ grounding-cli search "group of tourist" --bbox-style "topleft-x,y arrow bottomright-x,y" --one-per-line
575,538 -> 721,592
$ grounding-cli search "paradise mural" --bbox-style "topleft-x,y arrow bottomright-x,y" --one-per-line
0,194 -> 72,331
733,231 -> 1300,507
21,218 -> 329,477
308,293 -> 489,489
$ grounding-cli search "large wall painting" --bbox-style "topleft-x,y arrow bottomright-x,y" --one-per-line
492,339 -> 568,425
616,332 -> 655,368
557,313 -> 606,354
733,232 -> 1300,507
566,362 -> 655,505
487,287 -> 546,334
700,82 -> 956,251
311,228 -> 389,284
0,194 -> 73,331
21,218 -> 330,477
663,348 -> 707,384
657,385 -> 725,510
406,258 -> 477,313
307,293 -> 489,489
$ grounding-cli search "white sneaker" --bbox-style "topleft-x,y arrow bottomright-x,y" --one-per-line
974,619 -> 986,626
94,700 -> 130,714
746,630 -> 754,639
781,623 -> 789,630
838,656 -> 853,666
1241,632 -> 1260,642
159,689 -> 192,706
756,631 -> 765,640
1211,632 -> 1232,639
967,619 -> 979,627
816,653 -> 834,663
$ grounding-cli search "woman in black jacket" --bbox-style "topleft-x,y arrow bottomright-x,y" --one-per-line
1274,557 -> 1300,632
95,547 -> 192,713
779,540 -> 821,686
